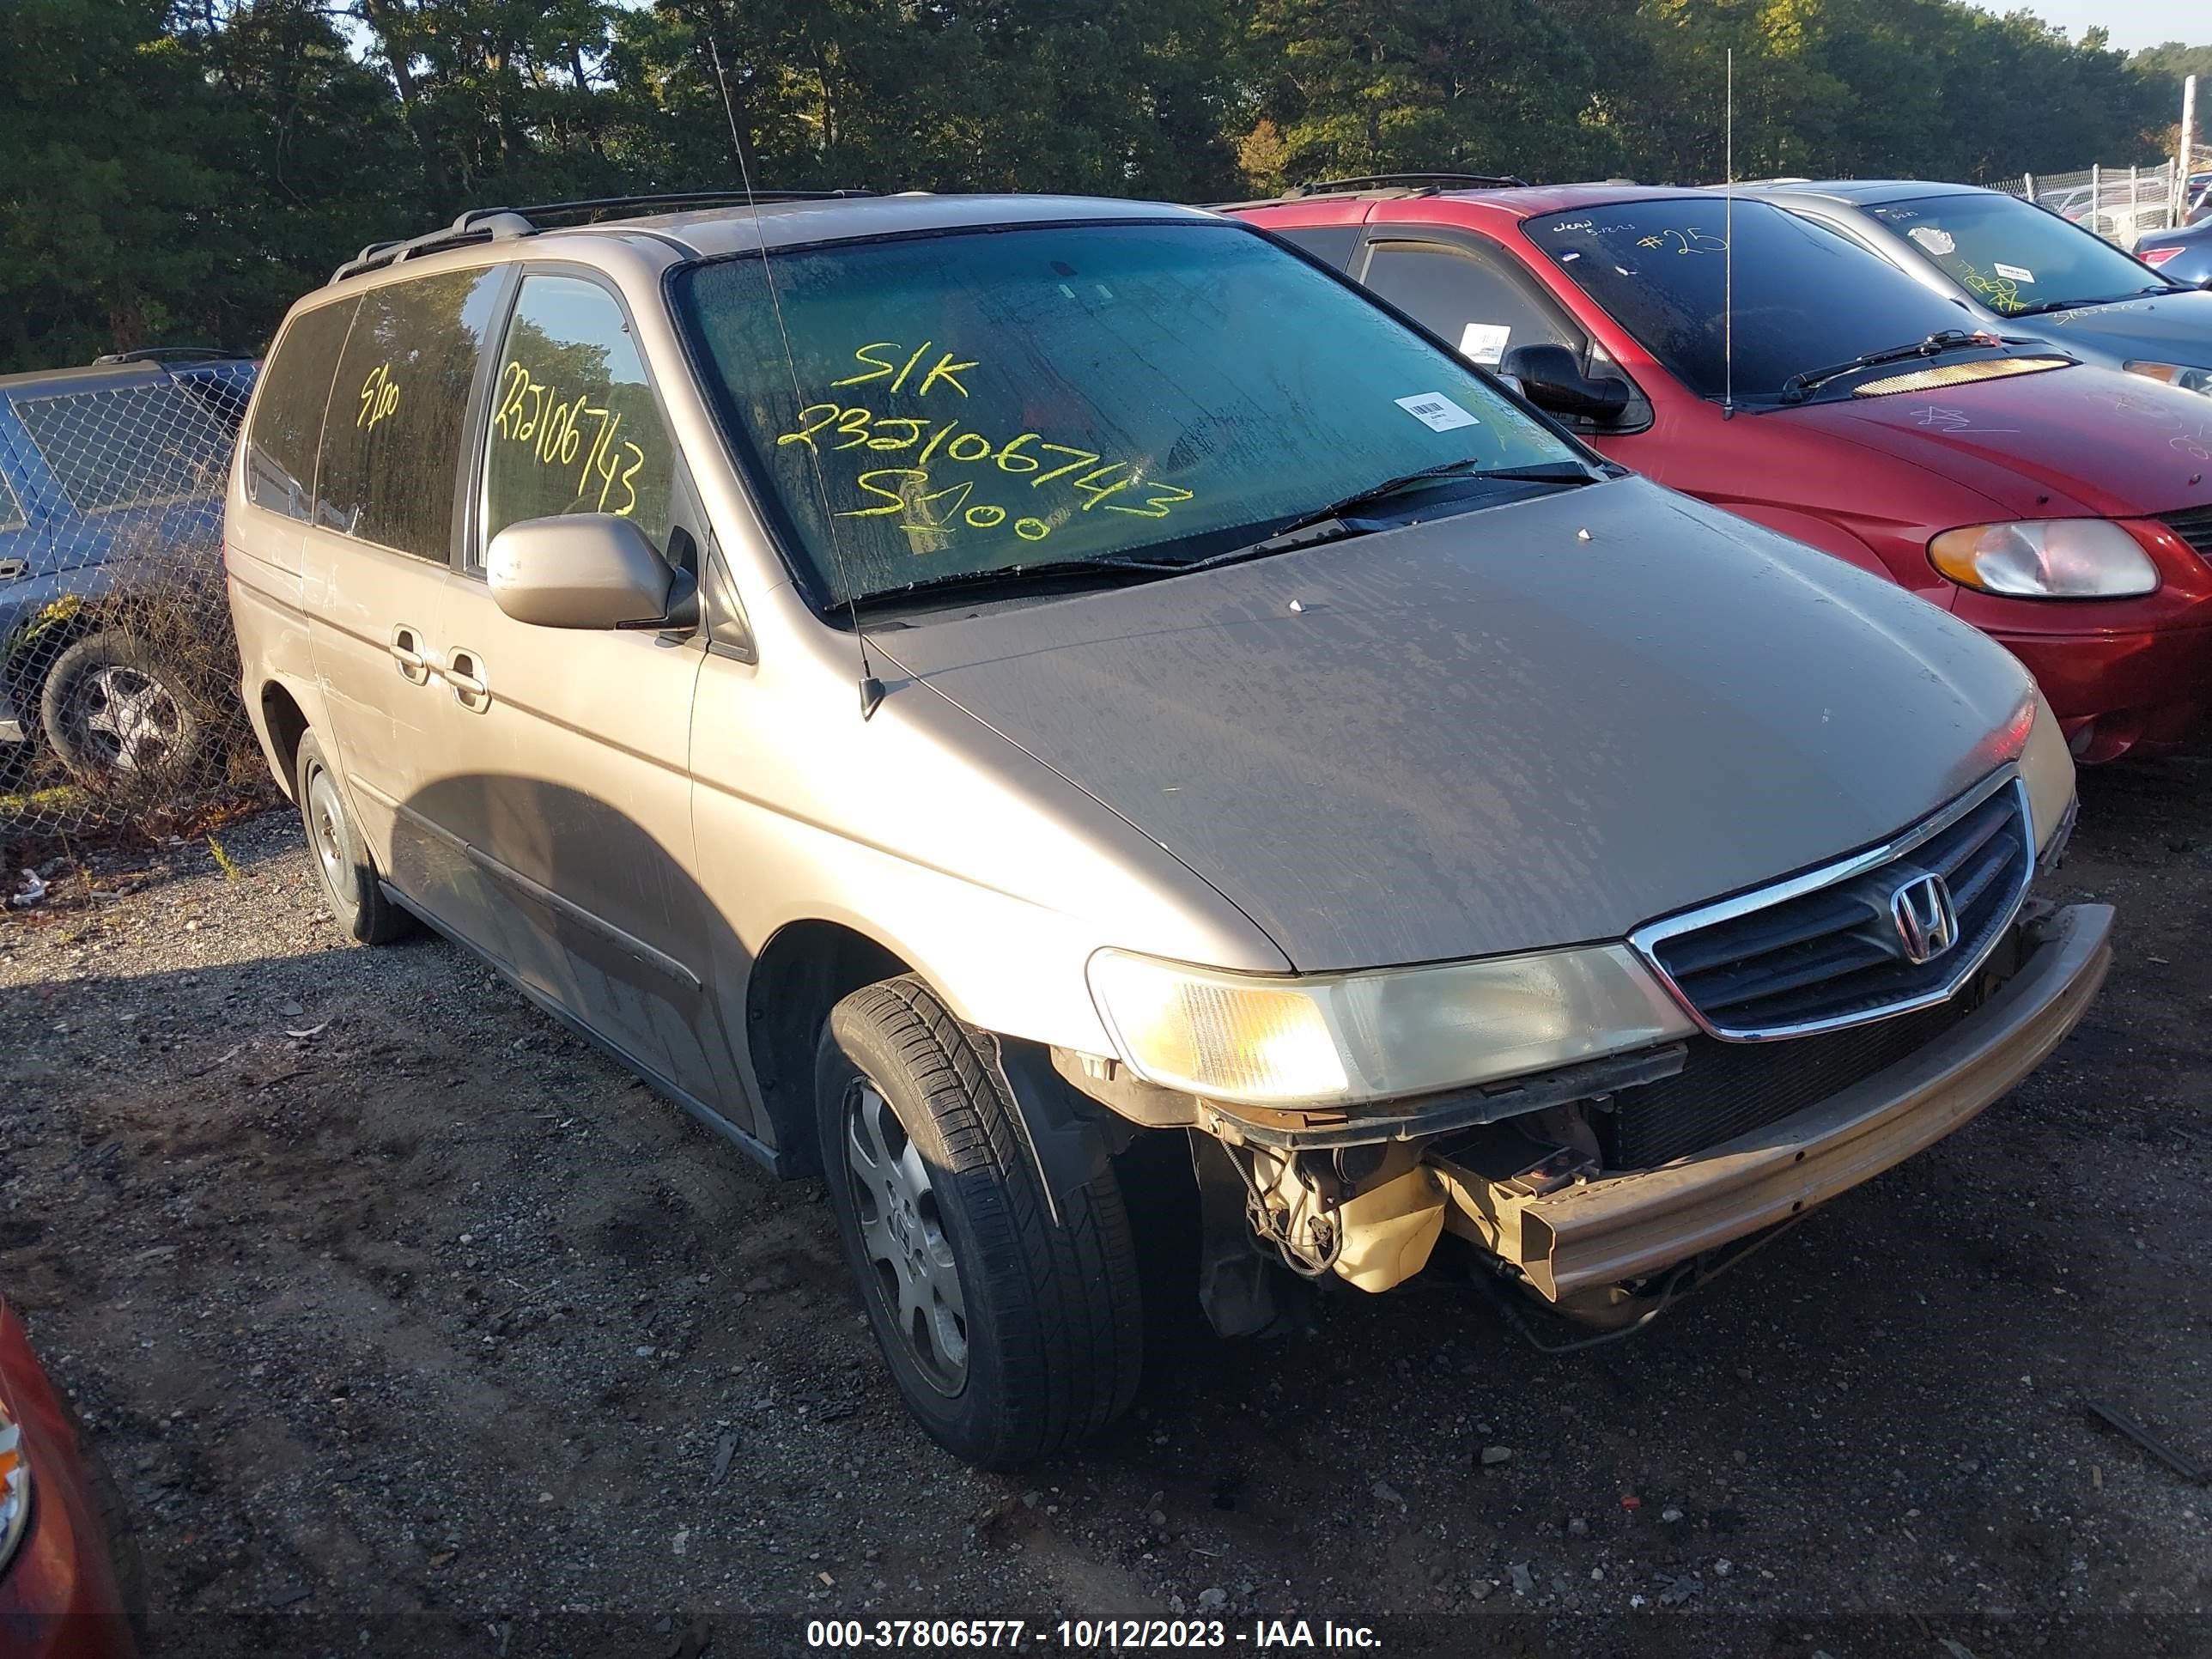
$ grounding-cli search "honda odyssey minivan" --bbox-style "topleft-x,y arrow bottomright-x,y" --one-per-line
228,191 -> 2110,1468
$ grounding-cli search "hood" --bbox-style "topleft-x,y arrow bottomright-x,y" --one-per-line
2011,287 -> 2212,371
1774,362 -> 2212,520
877,477 -> 2033,974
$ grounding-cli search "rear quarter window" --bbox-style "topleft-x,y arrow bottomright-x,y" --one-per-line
1270,226 -> 1361,270
0,467 -> 24,532
246,301 -> 357,522
13,381 -> 239,515
313,266 -> 505,560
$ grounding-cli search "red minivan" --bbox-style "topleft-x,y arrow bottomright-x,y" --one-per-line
1229,181 -> 2212,760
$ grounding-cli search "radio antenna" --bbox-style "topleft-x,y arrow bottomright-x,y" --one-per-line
1723,47 -> 1735,421
707,30 -> 884,718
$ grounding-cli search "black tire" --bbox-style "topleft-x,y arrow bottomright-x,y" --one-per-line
817,975 -> 1143,1469
39,629 -> 206,786
294,731 -> 413,945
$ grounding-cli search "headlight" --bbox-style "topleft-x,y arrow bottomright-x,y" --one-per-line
2017,690 -> 2075,854
0,1399 -> 28,1574
1086,944 -> 1695,1109
1928,520 -> 2160,599
2123,359 -> 2212,396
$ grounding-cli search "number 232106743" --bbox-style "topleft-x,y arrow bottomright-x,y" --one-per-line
776,404 -> 1194,544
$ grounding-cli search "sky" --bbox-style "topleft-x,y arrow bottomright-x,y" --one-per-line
1971,0 -> 2203,54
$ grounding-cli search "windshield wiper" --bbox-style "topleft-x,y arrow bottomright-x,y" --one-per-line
1781,329 -> 1995,403
2009,284 -> 2184,315
848,459 -> 1610,608
854,553 -> 1188,608
1166,459 -> 1610,576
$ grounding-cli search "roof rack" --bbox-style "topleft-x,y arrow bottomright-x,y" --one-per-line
91,347 -> 243,368
329,189 -> 876,285
1294,172 -> 1530,196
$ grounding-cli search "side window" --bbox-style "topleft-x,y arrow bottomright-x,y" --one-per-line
0,465 -> 24,532
316,266 -> 505,559
482,274 -> 677,554
246,301 -> 356,523
1361,240 -> 1584,368
1271,226 -> 1361,271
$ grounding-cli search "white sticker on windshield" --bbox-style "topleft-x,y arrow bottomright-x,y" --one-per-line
1457,322 -> 1513,364
1395,392 -> 1482,432
1908,226 -> 1956,256
1994,261 -> 2035,283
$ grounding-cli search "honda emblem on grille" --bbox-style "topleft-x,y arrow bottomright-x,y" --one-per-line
1890,872 -> 1959,964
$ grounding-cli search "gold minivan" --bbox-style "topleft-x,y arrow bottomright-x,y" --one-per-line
228,191 -> 2108,1468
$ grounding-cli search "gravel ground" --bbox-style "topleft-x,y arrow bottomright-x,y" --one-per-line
3,753 -> 2209,1659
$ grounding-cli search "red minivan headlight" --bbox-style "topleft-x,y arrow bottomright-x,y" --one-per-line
0,1397 -> 28,1574
1929,520 -> 2160,599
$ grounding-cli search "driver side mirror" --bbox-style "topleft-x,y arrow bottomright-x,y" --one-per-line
1499,343 -> 1632,422
486,514 -> 699,633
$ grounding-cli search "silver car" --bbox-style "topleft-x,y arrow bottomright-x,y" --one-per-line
225,191 -> 2109,1468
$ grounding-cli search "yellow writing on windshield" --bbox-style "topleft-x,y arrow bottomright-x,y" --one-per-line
779,400 -> 1195,545
358,362 -> 400,432
1956,264 -> 2024,313
491,359 -> 647,518
831,340 -> 978,398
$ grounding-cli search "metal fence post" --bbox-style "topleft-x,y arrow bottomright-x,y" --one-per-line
2181,76 -> 2199,218
2023,171 -> 2036,201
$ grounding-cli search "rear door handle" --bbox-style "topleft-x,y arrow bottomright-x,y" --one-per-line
390,625 -> 431,684
440,647 -> 490,712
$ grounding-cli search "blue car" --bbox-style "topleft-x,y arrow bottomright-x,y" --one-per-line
0,351 -> 255,783
2135,180 -> 2212,289
1745,179 -> 2212,398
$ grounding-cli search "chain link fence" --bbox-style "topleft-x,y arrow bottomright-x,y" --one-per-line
2003,161 -> 2183,248
1,354 -> 272,881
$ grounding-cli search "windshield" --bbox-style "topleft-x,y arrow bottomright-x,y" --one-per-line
1868,191 -> 2175,313
673,221 -> 1577,605
1526,198 -> 1980,404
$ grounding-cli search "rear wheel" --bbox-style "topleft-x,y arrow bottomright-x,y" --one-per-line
816,975 -> 1142,1468
294,731 -> 413,945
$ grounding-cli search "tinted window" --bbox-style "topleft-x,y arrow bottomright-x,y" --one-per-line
1867,191 -> 2176,313
317,267 -> 504,559
483,275 -> 677,553
1362,239 -> 1584,365
1528,199 -> 1978,404
15,382 -> 238,514
674,222 -> 1577,606
0,468 -> 23,532
1272,226 -> 1360,270
246,301 -> 356,522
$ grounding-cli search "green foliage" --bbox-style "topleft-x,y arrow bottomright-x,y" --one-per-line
0,0 -> 2198,374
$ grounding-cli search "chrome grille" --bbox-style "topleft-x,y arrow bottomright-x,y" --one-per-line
1632,775 -> 2033,1041
2162,503 -> 2212,562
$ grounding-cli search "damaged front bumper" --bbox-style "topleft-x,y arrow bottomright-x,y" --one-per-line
1433,902 -> 2112,1301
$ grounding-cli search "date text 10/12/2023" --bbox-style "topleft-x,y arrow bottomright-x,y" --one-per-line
776,340 -> 1196,550
803,1619 -> 1384,1650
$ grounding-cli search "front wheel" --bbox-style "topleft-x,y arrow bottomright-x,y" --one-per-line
39,629 -> 205,786
816,976 -> 1142,1469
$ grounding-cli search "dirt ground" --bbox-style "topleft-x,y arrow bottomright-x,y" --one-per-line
3,751 -> 2209,1659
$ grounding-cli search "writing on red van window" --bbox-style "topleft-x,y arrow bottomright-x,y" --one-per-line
358,363 -> 400,432
777,341 -> 1195,549
490,359 -> 647,518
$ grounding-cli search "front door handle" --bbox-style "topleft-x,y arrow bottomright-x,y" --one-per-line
440,647 -> 490,712
390,625 -> 431,684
